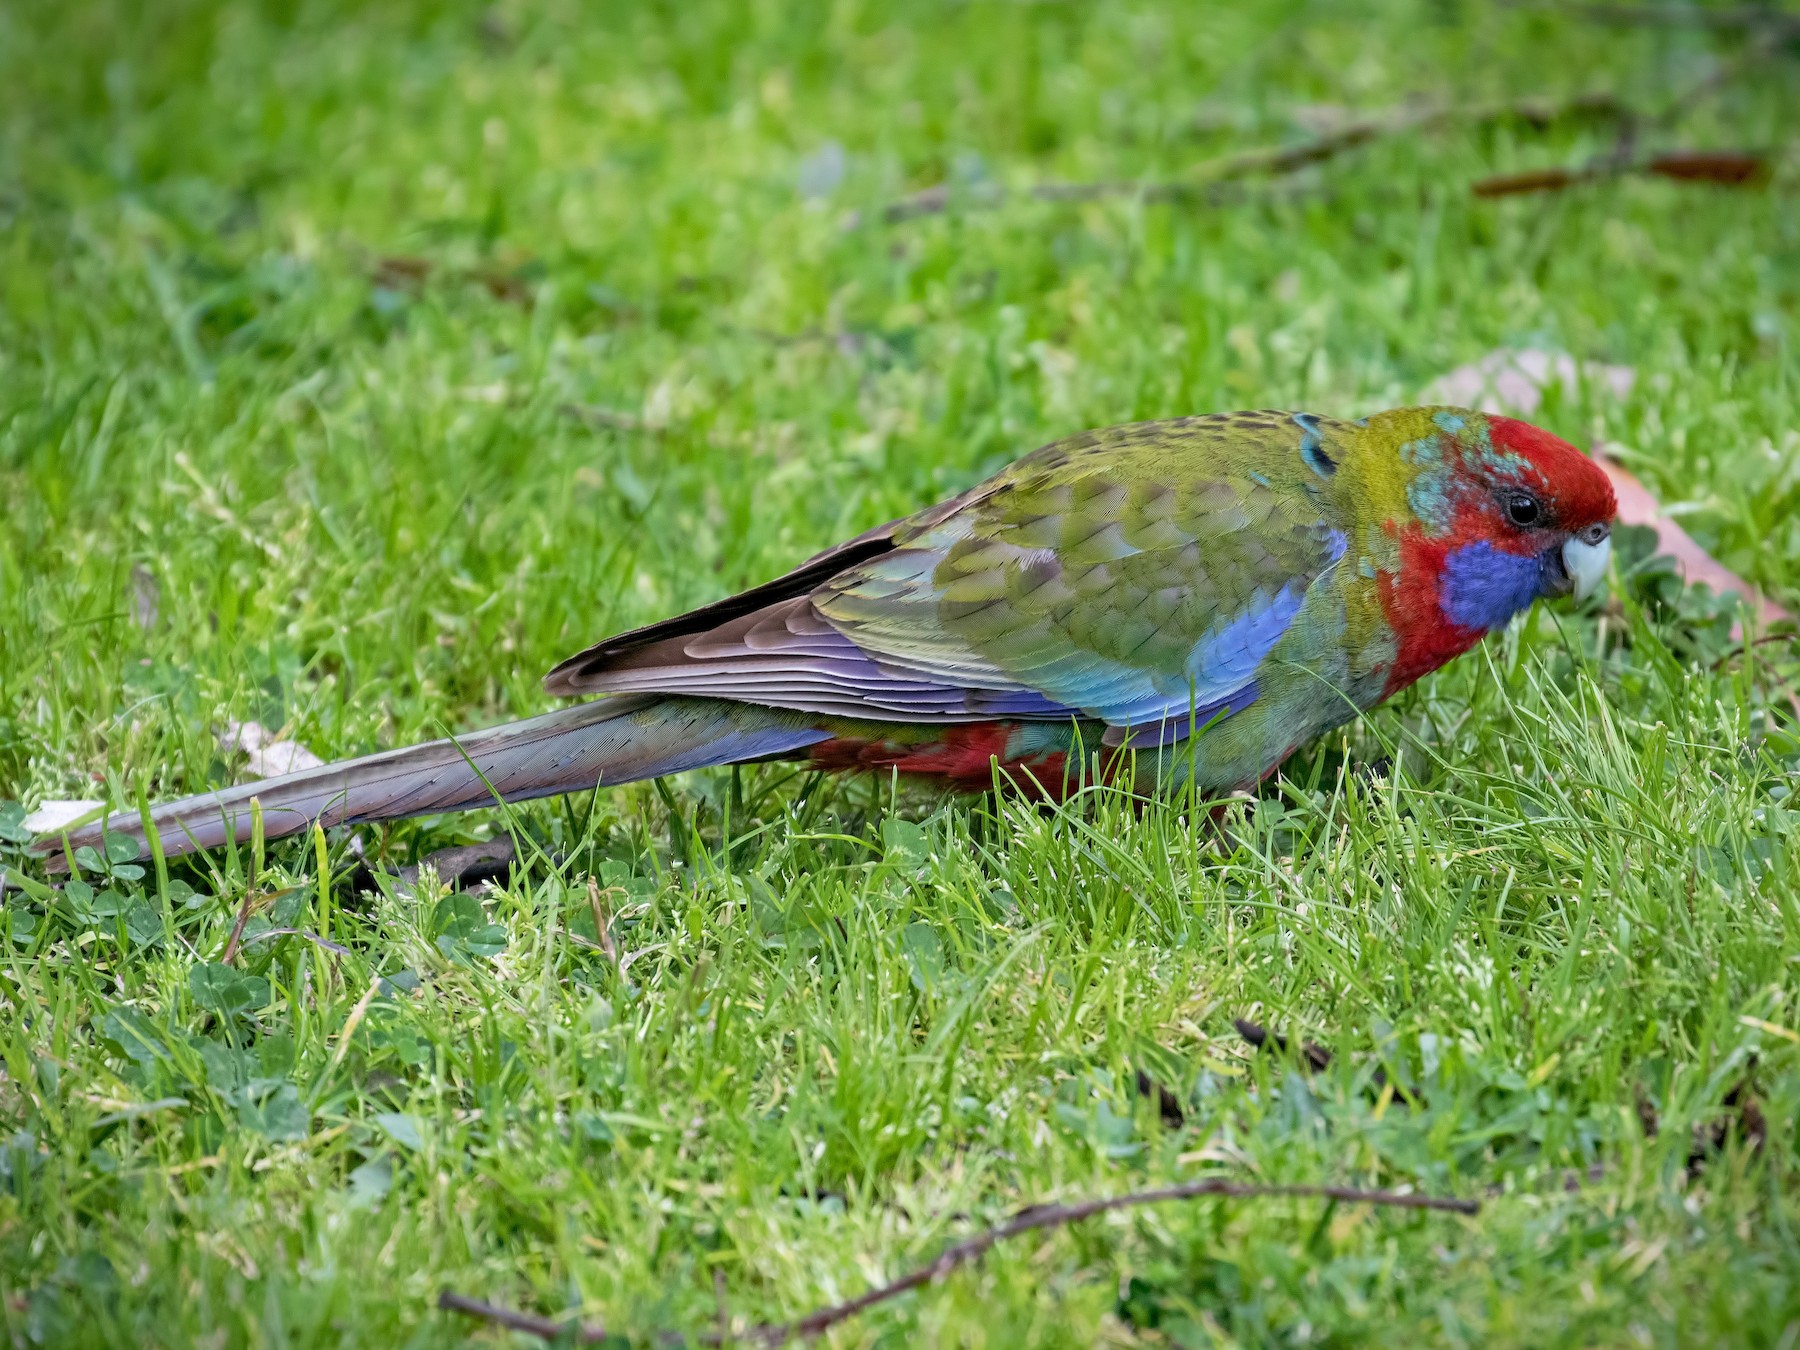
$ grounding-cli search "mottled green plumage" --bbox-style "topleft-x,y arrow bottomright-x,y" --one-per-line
812,408 -> 1440,783
824,414 -> 1336,690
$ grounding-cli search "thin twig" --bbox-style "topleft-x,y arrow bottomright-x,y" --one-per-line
857,91 -> 1632,225
437,1179 -> 1476,1346
587,877 -> 620,964
750,1180 -> 1474,1344
220,890 -> 267,965
1479,15 -> 1789,197
236,926 -> 355,957
436,1292 -> 612,1343
1710,632 -> 1800,670
1194,92 -> 1631,180
872,177 -> 1258,224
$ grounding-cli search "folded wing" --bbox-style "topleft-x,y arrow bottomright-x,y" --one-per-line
547,419 -> 1346,741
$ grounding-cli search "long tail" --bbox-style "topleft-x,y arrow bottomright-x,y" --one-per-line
40,696 -> 830,866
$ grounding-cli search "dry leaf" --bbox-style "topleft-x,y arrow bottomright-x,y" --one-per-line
1645,150 -> 1768,187
1430,347 -> 1635,416
1593,450 -> 1791,632
1472,149 -> 1767,199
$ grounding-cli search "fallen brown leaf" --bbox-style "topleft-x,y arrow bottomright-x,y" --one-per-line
1594,453 -> 1791,633
1430,348 -> 1634,414
1646,149 -> 1769,186
1471,148 -> 1767,197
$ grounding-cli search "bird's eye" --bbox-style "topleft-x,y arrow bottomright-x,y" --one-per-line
1506,494 -> 1541,527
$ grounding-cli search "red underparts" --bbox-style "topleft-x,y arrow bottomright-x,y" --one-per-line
808,723 -> 1075,800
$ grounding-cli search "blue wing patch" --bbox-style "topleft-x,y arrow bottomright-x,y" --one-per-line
1294,412 -> 1338,478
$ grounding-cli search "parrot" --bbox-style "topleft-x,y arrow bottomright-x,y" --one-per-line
41,405 -> 1616,866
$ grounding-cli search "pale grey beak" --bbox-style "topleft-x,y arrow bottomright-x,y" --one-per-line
1562,525 -> 1613,601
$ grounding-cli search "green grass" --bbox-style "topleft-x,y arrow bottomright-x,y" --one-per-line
3,0 -> 1800,1344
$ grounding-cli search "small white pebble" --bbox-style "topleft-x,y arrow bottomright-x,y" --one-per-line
222,721 -> 325,779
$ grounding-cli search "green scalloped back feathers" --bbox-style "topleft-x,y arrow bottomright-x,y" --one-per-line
820,405 -> 1540,791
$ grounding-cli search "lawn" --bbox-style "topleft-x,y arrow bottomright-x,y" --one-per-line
3,0 -> 1800,1344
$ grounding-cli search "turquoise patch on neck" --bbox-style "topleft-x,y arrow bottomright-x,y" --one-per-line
1398,435 -> 1442,465
1402,432 -> 1457,533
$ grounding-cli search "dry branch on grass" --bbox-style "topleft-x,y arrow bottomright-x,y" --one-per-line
1192,93 -> 1631,181
856,91 -> 1632,224
1477,9 -> 1792,199
439,1179 -> 1476,1345
438,1292 -> 613,1344
857,17 -> 1787,222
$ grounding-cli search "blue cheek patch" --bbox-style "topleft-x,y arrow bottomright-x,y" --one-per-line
1440,541 -> 1546,631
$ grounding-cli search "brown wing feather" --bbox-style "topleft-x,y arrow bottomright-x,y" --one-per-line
542,478 -> 1005,696
542,522 -> 898,694
544,594 -> 1066,720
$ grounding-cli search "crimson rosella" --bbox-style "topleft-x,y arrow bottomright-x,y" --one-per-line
47,405 -> 1617,863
